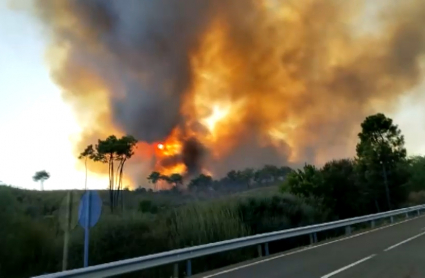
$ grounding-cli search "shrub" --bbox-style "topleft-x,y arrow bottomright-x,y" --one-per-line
138,199 -> 159,214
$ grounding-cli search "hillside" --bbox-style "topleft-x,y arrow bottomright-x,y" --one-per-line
0,182 -> 320,278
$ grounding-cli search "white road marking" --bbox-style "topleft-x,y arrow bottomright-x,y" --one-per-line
320,254 -> 376,278
384,231 -> 425,252
200,216 -> 424,278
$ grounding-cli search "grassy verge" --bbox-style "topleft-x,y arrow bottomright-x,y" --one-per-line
3,183 -> 418,278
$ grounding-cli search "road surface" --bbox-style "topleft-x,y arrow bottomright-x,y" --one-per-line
195,215 -> 425,278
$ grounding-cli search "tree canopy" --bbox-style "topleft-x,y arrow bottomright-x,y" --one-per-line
404,156 -> 425,192
356,113 -> 407,211
33,170 -> 50,182
33,170 -> 50,191
169,173 -> 183,188
147,171 -> 161,186
80,135 -> 138,212
356,113 -> 406,165
281,113 -> 413,219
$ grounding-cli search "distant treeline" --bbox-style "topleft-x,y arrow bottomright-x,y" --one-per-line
143,164 -> 293,192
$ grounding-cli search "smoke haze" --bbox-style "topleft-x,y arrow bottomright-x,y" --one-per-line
28,0 -> 425,186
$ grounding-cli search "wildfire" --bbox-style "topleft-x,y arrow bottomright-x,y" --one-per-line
32,0 -> 425,189
151,128 -> 186,176
202,105 -> 231,134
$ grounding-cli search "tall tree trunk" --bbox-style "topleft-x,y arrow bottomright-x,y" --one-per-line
375,199 -> 380,213
118,159 -> 126,210
84,157 -> 88,191
114,160 -> 124,212
382,164 -> 391,210
109,157 -> 114,213
113,161 -> 118,211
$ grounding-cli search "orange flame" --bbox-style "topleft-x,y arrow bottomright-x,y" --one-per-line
152,128 -> 186,176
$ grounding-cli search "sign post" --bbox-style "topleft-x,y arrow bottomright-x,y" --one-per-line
59,191 -> 80,271
84,191 -> 91,267
78,190 -> 102,267
63,191 -> 72,270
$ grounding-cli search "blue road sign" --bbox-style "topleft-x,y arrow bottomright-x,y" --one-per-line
78,190 -> 102,228
78,190 -> 102,267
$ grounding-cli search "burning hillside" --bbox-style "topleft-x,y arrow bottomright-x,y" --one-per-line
28,0 -> 425,187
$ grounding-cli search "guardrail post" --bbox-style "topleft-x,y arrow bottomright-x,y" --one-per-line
264,242 -> 269,256
406,212 -> 409,218
186,260 -> 192,277
345,226 -> 351,236
173,263 -> 179,278
390,216 -> 394,224
257,244 -> 262,257
418,209 -> 421,216
309,233 -> 318,244
371,220 -> 375,228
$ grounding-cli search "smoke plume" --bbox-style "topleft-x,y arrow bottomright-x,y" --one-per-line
29,0 -> 425,186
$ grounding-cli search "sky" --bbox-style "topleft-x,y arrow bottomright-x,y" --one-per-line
0,1 -> 424,190
0,0 -> 108,190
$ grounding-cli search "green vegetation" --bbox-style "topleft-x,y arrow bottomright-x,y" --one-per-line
1,113 -> 425,278
282,113 -> 413,220
0,185 -> 319,278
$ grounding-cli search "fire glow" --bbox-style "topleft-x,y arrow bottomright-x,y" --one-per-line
31,0 -> 425,188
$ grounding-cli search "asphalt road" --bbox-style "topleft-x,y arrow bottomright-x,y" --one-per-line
195,215 -> 425,278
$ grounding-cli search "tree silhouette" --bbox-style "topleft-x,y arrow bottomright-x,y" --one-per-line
189,174 -> 213,189
33,170 -> 50,191
78,145 -> 94,191
147,171 -> 161,190
80,135 -> 137,213
169,173 -> 183,188
356,113 -> 407,211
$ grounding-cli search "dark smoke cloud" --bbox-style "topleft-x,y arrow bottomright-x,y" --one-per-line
182,137 -> 207,176
35,0 -> 216,142
29,0 -> 425,184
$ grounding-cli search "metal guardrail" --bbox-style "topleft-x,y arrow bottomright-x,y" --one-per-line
33,204 -> 425,278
